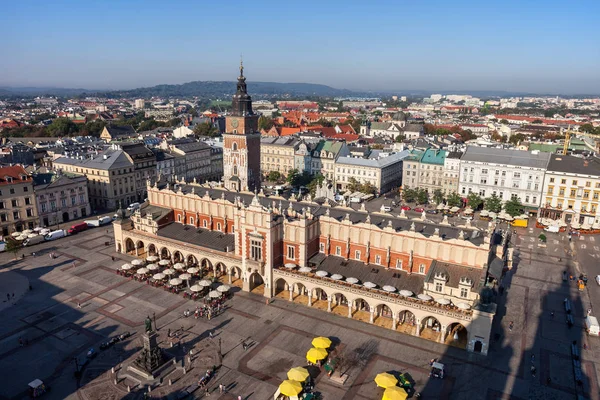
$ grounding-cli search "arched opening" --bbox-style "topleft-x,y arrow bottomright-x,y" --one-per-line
420,316 -> 442,342
291,282 -> 308,304
62,212 -> 69,222
274,278 -> 289,298
136,240 -> 145,258
215,262 -> 227,281
160,247 -> 170,260
249,272 -> 264,293
117,243 -> 122,253
147,244 -> 157,256
397,310 -> 417,335
173,251 -> 183,263
125,238 -> 135,255
230,266 -> 242,288
446,323 -> 468,349
201,259 -> 213,277
311,288 -> 328,311
330,293 -> 348,317
474,340 -> 483,353
186,254 -> 197,267
350,298 -> 371,322
373,304 -> 394,329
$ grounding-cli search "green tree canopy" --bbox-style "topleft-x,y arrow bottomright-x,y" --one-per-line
5,240 -> 22,260
267,171 -> 281,182
258,116 -> 274,131
402,188 -> 416,203
307,174 -> 325,196
466,192 -> 483,210
484,193 -> 503,213
504,197 -> 524,217
433,189 -> 444,204
446,192 -> 462,207
286,169 -> 300,185
193,122 -> 219,137
46,117 -> 79,136
415,188 -> 428,205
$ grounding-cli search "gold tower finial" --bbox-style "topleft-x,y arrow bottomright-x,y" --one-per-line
239,55 -> 244,77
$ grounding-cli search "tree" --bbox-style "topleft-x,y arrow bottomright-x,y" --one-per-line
446,192 -> 462,207
46,117 -> 78,136
347,177 -> 361,193
531,119 -> 543,124
267,171 -> 281,182
307,174 -> 325,196
504,197 -> 524,217
415,188 -> 428,205
402,188 -> 417,203
433,189 -> 444,205
500,119 -> 509,124
466,192 -> 483,210
394,134 -> 406,143
360,182 -> 377,195
258,116 -> 274,131
484,193 -> 502,213
193,122 -> 219,137
5,240 -> 22,260
286,169 -> 300,185
508,133 -> 526,145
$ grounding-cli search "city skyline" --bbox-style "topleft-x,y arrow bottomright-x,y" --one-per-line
2,0 -> 600,94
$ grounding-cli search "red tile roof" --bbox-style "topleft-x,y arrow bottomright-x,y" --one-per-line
0,165 -> 31,185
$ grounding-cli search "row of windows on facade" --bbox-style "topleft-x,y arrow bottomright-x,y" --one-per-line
176,214 -> 231,233
460,187 -> 538,204
547,187 -> 600,199
337,168 -> 378,177
39,195 -> 86,212
462,177 -> 540,190
0,208 -> 35,221
548,199 -> 598,213
548,178 -> 600,188
0,197 -> 32,208
406,164 -> 442,171
463,168 -> 541,180
0,186 -> 29,196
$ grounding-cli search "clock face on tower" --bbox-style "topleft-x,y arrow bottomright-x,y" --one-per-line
231,119 -> 239,129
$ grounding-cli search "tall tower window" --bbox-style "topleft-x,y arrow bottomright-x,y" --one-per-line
232,142 -> 238,151
233,165 -> 238,176
250,239 -> 262,261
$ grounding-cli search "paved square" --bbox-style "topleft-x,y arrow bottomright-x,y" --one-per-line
0,226 -> 598,400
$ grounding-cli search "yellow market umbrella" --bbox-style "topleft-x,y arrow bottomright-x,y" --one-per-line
382,386 -> 408,400
306,347 -> 328,363
312,336 -> 332,349
287,367 -> 310,382
375,372 -> 399,388
279,380 -> 303,397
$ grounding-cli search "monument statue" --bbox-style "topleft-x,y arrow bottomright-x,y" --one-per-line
145,316 -> 153,333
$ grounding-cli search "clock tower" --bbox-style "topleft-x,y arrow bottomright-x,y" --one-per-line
223,61 -> 261,192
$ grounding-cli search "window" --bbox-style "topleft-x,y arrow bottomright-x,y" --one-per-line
203,220 -> 207,228
460,287 -> 468,298
319,242 -> 325,253
355,250 -> 361,260
71,197 -> 76,206
61,199 -> 67,207
570,189 -> 576,197
533,196 -> 537,204
419,264 -> 425,274
23,186 -> 28,192
513,172 -> 521,178
0,201 -> 3,209
375,255 -> 381,265
525,196 -> 530,203
561,179 -> 566,184
550,178 -> 555,183
80,194 -> 84,203
335,246 -> 341,256
11,199 -> 18,207
13,211 -> 19,220
232,142 -> 238,151
189,217 -> 195,225
9,188 -> 15,194
0,214 -> 5,222
26,209 -> 33,217
435,282 -> 443,292
41,203 -> 47,212
573,180 -> 578,186
50,201 -> 56,211
250,239 -> 262,261
287,245 -> 295,260
177,214 -> 182,222
481,169 -> 488,174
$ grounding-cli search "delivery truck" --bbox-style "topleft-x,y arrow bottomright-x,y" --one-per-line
23,235 -> 45,246
585,315 -> 599,336
45,230 -> 66,241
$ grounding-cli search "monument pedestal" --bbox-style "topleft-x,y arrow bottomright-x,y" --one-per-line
127,331 -> 165,379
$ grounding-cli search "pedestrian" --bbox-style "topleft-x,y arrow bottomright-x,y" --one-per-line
209,330 -> 213,338
72,261 -> 76,268
205,387 -> 210,396
6,293 -> 9,302
509,321 -> 514,331
77,302 -> 81,308
167,328 -> 171,338
19,337 -> 23,347
238,396 -> 242,400
111,256 -> 115,262
11,293 -> 14,299
49,253 -> 52,260
551,311 -> 554,318
219,384 -> 224,393
32,252 -> 36,257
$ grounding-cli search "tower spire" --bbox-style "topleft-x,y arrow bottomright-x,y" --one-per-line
240,55 -> 244,77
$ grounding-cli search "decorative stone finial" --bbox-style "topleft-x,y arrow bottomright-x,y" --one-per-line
421,211 -> 427,220
400,209 -> 407,218
458,230 -> 465,240
345,213 -> 350,221
442,215 -> 449,225
434,227 -> 440,236
410,222 -> 416,231
360,203 -> 366,212
365,214 -> 371,224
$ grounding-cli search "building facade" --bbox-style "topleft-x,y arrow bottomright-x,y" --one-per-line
335,150 -> 409,194
459,147 -> 550,210
309,140 -> 350,181
0,165 -> 37,235
120,143 -> 157,203
260,137 -> 300,177
541,154 -> 600,224
417,149 -> 446,195
442,152 -> 462,195
33,172 -> 90,227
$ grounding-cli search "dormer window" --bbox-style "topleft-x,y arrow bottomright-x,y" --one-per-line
434,271 -> 448,292
459,276 -> 472,298
6,176 -> 13,183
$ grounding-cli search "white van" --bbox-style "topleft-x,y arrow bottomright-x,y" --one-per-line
585,315 -> 600,336
127,202 -> 140,212
23,235 -> 45,246
44,230 -> 66,241
0,241 -> 5,252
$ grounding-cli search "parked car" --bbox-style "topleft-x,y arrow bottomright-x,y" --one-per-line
426,209 -> 438,214
401,205 -> 411,211
127,202 -> 140,212
414,207 -> 424,213
68,222 -> 88,235
382,206 -> 392,212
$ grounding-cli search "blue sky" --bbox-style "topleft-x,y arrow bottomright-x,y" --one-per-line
2,0 -> 599,93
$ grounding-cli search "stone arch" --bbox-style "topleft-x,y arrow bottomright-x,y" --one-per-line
173,250 -> 184,263
229,266 -> 242,287
274,278 -> 290,297
420,315 -> 442,342
349,297 -> 372,321
397,310 -> 417,335
125,238 -> 135,255
186,254 -> 198,266
200,258 -> 213,275
159,247 -> 170,260
215,262 -> 227,278
446,322 -> 468,349
147,244 -> 157,256
248,271 -> 264,293
330,292 -> 349,316
373,303 -> 394,328
311,287 -> 329,310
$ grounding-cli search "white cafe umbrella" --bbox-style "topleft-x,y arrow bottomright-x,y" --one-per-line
173,263 -> 186,270
11,232 -> 21,237
316,271 -> 328,277
480,210 -> 489,217
28,233 -> 38,238
208,290 -> 221,298
582,223 -> 592,230
383,285 -> 396,292
146,255 -> 159,262
23,229 -> 32,235
153,273 -> 165,280
179,273 -> 191,280
187,267 -> 199,274
158,259 -> 170,266
16,235 -> 28,241
330,274 -> 343,280
488,212 -> 497,219
450,206 -> 460,213
190,284 -> 202,292
417,294 -> 433,301
299,267 -> 312,273
519,214 -> 529,219
136,267 -> 149,275
217,285 -> 230,293
363,282 -> 377,288
592,221 -> 600,230
456,302 -> 471,310
464,207 -> 473,214
571,221 -> 581,229
169,278 -> 183,286
399,290 -> 414,297
346,277 -> 359,284
33,227 -> 42,232
163,268 -> 175,275
121,263 -> 133,271
436,298 -> 451,305
285,263 -> 297,269
437,203 -> 445,210
198,279 -> 212,287
131,259 -> 144,266
147,263 -> 159,271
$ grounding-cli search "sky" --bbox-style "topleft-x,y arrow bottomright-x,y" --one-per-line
2,0 -> 600,94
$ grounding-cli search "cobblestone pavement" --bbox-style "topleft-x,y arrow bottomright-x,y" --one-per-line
0,225 -> 599,399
